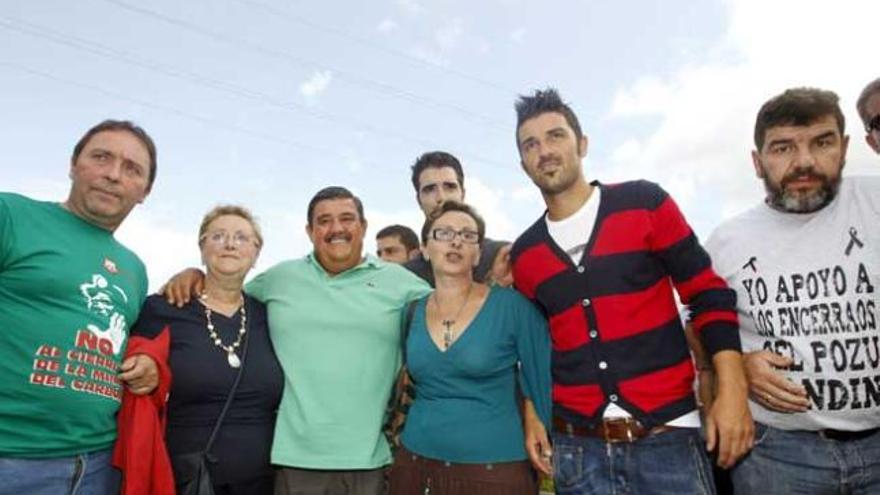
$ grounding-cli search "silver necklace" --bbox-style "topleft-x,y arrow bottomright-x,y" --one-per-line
431,282 -> 474,350
200,295 -> 246,368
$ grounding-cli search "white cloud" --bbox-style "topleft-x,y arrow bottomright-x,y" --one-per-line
604,0 -> 880,238
396,0 -> 423,15
409,17 -> 466,67
114,210 -> 198,293
258,210 -> 313,266
408,45 -> 449,67
476,39 -> 491,55
608,76 -> 676,118
299,71 -> 333,99
344,150 -> 363,173
509,27 -> 527,43
511,184 -> 540,202
465,176 -> 518,241
434,17 -> 464,50
609,138 -> 642,164
376,18 -> 397,33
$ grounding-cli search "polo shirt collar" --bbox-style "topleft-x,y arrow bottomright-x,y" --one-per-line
306,252 -> 380,278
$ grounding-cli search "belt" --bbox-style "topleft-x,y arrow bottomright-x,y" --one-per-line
817,427 -> 880,442
552,416 -> 680,443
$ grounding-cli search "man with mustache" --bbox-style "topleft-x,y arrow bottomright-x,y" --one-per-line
510,88 -> 752,494
705,87 -> 880,494
0,120 -> 159,494
857,77 -> 880,155
164,186 -> 430,495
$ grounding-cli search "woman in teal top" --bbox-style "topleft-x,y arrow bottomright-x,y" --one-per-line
389,201 -> 552,495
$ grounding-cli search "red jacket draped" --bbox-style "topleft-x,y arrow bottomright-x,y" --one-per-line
112,326 -> 175,495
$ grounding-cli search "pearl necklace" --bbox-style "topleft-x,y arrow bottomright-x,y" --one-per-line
431,282 -> 474,350
200,294 -> 246,368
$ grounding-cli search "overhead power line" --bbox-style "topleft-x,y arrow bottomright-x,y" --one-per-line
0,59 -> 342,157
233,0 -> 519,96
0,15 -> 511,169
0,59 -> 511,176
98,0 -> 509,130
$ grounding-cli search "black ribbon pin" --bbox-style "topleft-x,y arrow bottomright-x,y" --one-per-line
845,227 -> 864,256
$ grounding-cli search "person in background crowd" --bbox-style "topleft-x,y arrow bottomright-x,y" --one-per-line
856,77 -> 880,155
405,151 -> 512,288
481,240 -> 514,287
376,224 -> 421,264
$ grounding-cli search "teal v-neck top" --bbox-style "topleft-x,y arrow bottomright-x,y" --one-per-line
400,286 -> 552,463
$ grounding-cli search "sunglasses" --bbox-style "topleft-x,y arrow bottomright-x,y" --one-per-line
868,114 -> 880,133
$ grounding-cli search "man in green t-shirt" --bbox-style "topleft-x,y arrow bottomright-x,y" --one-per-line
0,120 -> 160,495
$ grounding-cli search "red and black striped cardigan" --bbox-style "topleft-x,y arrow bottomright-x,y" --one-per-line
512,180 -> 740,428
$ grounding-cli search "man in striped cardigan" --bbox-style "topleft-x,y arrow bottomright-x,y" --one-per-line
511,88 -> 753,494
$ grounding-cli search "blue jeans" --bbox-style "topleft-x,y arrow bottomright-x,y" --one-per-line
552,427 -> 715,495
732,422 -> 880,495
0,448 -> 120,495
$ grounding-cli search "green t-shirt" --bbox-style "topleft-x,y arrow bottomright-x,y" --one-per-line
0,193 -> 148,457
247,254 -> 430,469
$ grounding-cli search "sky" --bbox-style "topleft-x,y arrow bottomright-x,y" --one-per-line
2,0 -> 879,290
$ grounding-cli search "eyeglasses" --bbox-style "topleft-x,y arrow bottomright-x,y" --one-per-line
867,114 -> 880,133
431,227 -> 480,244
200,230 -> 258,248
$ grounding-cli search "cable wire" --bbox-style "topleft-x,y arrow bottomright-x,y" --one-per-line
0,15 -> 511,169
98,0 -> 509,130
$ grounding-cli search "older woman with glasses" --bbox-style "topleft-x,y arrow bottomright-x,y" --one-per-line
388,201 -> 552,495
122,205 -> 282,495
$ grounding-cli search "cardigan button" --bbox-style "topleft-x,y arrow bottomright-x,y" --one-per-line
609,394 -> 619,402
581,298 -> 591,307
599,361 -> 608,370
589,330 -> 598,339
577,265 -> 585,273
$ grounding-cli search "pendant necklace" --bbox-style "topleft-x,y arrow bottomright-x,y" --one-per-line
432,282 -> 474,350
200,294 -> 247,368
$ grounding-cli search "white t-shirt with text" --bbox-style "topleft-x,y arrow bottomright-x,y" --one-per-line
706,176 -> 880,431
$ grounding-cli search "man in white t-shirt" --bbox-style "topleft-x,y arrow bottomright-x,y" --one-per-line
706,87 -> 880,494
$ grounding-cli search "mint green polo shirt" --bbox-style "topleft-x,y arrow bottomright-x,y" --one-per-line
246,254 -> 430,469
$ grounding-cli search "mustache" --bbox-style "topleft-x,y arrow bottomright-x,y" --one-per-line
538,154 -> 562,168
780,168 -> 829,188
324,233 -> 352,243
